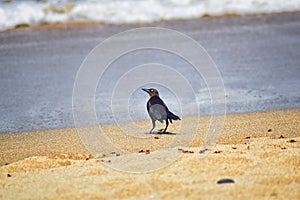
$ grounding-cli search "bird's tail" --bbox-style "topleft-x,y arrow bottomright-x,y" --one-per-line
167,111 -> 181,123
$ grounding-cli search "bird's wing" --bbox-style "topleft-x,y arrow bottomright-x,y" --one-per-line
149,107 -> 163,121
148,97 -> 168,122
149,97 -> 169,111
158,98 -> 169,111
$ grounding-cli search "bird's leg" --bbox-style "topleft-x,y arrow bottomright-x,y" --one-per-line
163,119 -> 169,133
149,120 -> 155,133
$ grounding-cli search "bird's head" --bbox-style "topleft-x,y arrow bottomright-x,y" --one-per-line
142,88 -> 159,98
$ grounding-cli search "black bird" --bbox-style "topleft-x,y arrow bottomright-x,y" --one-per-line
142,88 -> 181,133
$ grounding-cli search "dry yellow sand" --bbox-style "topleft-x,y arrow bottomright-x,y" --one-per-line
0,109 -> 299,199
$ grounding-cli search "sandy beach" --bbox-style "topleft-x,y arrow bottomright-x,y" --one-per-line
1,11 -> 300,199
1,109 -> 299,199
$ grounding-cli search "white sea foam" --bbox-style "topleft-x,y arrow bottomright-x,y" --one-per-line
0,0 -> 300,30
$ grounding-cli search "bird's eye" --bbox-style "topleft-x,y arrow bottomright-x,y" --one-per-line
150,89 -> 153,92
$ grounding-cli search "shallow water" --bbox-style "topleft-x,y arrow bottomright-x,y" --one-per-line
1,0 -> 300,31
0,12 -> 299,133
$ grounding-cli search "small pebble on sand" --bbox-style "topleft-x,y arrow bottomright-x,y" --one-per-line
217,178 -> 235,184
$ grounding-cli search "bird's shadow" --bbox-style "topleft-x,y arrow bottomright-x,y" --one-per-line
145,131 -> 176,135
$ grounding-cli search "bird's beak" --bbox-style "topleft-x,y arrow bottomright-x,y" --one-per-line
142,88 -> 150,94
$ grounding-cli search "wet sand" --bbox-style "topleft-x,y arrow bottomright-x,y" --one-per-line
0,109 -> 299,199
1,12 -> 300,133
